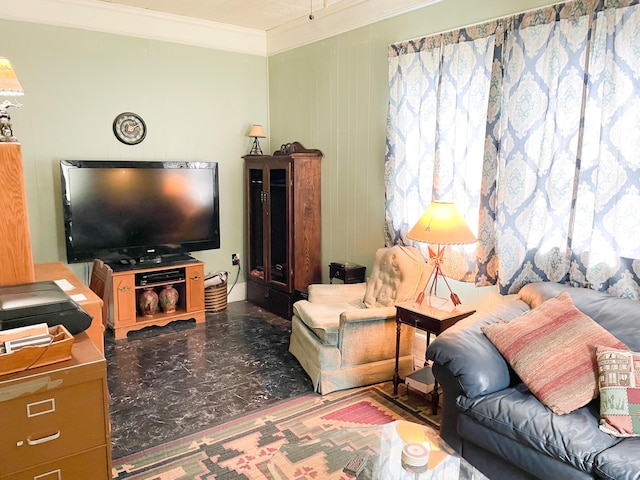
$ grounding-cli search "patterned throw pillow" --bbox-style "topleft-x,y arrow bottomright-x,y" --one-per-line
482,290 -> 627,415
596,345 -> 640,436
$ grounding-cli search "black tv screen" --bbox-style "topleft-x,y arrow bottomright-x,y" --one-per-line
60,160 -> 220,264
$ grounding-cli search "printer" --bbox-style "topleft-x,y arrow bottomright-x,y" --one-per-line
0,281 -> 92,334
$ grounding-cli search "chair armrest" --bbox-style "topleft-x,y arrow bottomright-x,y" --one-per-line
308,283 -> 367,304
339,305 -> 396,323
426,300 -> 530,398
338,306 -> 415,365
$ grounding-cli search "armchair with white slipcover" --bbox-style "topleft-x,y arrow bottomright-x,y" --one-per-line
289,245 -> 431,394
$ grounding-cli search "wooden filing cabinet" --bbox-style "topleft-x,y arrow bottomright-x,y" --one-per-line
0,333 -> 111,480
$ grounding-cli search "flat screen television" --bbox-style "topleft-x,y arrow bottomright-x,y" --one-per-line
60,160 -> 220,265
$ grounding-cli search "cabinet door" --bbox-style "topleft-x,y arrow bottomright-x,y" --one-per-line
112,274 -> 136,326
186,264 -> 204,311
268,164 -> 292,291
246,165 -> 266,284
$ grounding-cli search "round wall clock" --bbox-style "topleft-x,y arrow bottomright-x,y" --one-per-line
113,112 -> 147,145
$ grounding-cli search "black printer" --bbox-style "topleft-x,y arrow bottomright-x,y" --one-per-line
0,281 -> 92,334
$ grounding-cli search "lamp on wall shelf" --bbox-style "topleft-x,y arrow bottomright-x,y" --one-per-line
247,124 -> 266,155
0,57 -> 24,143
408,201 -> 476,306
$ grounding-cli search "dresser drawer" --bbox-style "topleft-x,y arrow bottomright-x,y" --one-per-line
1,378 -> 107,475
0,445 -> 109,480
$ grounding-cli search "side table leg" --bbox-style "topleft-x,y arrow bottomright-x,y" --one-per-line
393,318 -> 401,394
424,332 -> 431,366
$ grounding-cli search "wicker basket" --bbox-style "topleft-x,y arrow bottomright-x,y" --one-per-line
205,273 -> 228,312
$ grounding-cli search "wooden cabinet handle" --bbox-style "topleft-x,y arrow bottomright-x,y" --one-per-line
26,431 -> 60,446
119,285 -> 130,292
190,275 -> 200,281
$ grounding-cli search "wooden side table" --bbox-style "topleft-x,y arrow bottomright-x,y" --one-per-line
393,299 -> 475,413
329,262 -> 366,284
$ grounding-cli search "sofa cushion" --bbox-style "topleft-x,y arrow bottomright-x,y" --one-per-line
593,437 -> 640,480
292,301 -> 360,345
457,383 -> 622,474
596,345 -> 640,437
482,291 -> 627,415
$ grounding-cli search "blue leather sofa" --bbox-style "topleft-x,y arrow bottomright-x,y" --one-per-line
427,282 -> 640,480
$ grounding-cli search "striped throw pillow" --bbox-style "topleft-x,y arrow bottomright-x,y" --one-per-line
482,290 -> 627,415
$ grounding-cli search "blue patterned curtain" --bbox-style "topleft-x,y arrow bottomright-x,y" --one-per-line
570,3 -> 640,297
386,26 -> 497,282
385,0 -> 640,298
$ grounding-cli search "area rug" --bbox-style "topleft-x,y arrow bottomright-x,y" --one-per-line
111,382 -> 440,479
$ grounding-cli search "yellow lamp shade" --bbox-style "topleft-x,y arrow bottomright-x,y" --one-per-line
0,58 -> 24,96
407,201 -> 476,245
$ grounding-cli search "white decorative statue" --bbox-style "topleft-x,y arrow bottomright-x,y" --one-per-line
0,99 -> 22,142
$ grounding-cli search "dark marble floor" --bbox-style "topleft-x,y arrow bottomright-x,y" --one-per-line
105,301 -> 314,459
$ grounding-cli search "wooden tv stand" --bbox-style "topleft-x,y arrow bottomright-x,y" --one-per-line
106,260 -> 205,339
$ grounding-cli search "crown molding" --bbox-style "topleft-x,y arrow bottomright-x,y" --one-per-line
0,0 -> 267,56
267,0 -> 442,55
0,0 -> 441,57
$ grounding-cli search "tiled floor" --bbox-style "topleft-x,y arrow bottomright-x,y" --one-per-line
105,301 -> 314,459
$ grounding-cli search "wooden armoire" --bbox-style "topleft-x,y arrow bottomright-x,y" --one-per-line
243,142 -> 323,319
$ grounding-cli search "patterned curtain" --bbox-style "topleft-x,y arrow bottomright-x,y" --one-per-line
491,3 -> 593,293
570,2 -> 640,298
385,0 -> 640,298
386,25 -> 497,282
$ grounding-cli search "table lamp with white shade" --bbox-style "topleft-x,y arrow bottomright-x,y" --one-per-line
408,201 -> 476,306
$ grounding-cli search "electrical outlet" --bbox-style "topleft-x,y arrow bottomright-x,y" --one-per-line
231,253 -> 240,266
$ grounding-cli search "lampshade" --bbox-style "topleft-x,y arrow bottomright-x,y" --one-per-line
408,201 -> 476,245
248,124 -> 266,138
0,58 -> 24,96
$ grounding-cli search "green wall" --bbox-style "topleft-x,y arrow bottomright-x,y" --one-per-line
1,0 -> 560,308
268,0 -> 560,308
0,19 -> 267,287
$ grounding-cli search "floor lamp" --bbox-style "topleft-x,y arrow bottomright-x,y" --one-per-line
408,201 -> 476,306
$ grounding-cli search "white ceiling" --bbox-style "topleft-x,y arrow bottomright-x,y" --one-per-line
0,0 -> 441,55
96,0 -> 347,32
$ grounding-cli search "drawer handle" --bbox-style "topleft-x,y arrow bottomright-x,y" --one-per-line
190,275 -> 201,281
27,431 -> 61,446
119,285 -> 130,292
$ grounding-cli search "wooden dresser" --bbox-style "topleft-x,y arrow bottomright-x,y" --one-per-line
0,333 -> 112,480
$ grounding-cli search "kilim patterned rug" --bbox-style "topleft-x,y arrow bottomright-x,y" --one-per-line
111,381 -> 440,479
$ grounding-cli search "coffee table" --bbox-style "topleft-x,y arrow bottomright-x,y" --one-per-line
267,420 -> 487,479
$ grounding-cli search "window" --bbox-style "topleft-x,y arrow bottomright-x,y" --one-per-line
386,0 -> 640,298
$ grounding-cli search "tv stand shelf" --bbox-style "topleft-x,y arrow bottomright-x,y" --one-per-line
105,260 -> 205,339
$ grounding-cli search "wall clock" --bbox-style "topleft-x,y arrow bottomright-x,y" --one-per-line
113,112 -> 147,145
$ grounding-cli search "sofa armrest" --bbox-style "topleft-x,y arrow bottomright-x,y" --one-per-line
427,300 -> 530,398
308,283 -> 367,304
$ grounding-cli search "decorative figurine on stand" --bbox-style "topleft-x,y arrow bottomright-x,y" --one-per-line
0,100 -> 21,143
0,57 -> 25,143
